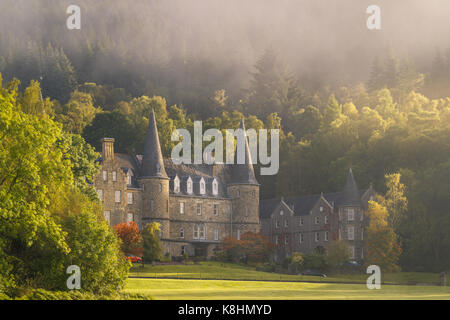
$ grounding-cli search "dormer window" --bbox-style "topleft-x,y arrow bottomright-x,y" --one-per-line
174,176 -> 180,193
187,177 -> 193,194
127,170 -> 132,185
112,171 -> 117,182
212,179 -> 218,196
199,178 -> 206,195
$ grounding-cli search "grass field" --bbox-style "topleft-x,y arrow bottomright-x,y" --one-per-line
124,278 -> 450,300
130,261 -> 449,285
125,262 -> 450,299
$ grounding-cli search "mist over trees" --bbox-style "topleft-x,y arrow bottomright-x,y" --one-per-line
0,1 -> 449,272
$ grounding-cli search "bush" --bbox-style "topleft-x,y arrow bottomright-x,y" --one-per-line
8,288 -> 152,300
62,211 -> 130,294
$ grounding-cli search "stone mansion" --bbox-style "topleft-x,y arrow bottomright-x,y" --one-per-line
94,110 -> 375,260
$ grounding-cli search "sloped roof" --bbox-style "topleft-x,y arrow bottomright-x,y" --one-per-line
141,110 -> 168,179
229,119 -> 259,185
260,189 -> 370,219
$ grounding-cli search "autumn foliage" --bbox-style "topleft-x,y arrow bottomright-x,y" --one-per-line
114,221 -> 143,256
219,232 -> 275,263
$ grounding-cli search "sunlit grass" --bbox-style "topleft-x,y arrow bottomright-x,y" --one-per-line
123,278 -> 450,300
129,261 -> 448,285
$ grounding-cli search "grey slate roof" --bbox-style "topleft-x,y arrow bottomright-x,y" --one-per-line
229,119 -> 259,185
341,168 -> 360,205
259,188 -> 370,219
141,109 -> 168,179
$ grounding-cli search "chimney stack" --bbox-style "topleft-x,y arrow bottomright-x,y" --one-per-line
101,137 -> 115,161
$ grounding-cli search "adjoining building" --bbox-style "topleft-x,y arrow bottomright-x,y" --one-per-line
260,168 -> 375,262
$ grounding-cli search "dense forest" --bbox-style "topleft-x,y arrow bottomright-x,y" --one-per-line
0,0 -> 449,272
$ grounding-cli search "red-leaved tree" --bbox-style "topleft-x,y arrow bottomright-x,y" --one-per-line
220,232 -> 274,263
114,221 -> 143,256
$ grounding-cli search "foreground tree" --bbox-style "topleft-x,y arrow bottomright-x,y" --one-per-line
325,240 -> 351,273
365,201 -> 402,272
141,222 -> 162,263
0,78 -> 128,294
114,222 -> 143,256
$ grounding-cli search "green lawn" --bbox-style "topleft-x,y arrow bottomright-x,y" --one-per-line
130,261 -> 448,286
124,278 -> 450,300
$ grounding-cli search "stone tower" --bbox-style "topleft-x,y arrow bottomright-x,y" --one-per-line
227,119 -> 260,238
339,167 -> 364,259
139,110 -> 170,253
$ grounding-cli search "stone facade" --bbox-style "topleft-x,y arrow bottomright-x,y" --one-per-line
260,169 -> 375,262
93,112 -> 260,259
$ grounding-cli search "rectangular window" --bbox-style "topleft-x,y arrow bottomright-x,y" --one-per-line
180,202 -> 185,214
350,246 -> 355,259
325,231 -> 329,241
285,236 -> 289,245
348,208 -> 355,221
180,228 -> 185,238
127,174 -> 132,185
103,171 -> 107,181
197,203 -> 202,216
97,189 -> 103,201
275,235 -> 279,245
193,226 -> 199,240
315,216 -> 319,224
127,213 -> 133,223
127,192 -> 133,204
284,219 -> 288,227
115,190 -> 121,203
324,216 -> 328,224
348,226 -> 354,240
315,232 -> 320,242
214,204 -> 219,216
200,225 -> 206,239
299,233 -> 304,243
299,218 -> 304,226
104,211 -> 111,224
112,171 -> 117,182
214,229 -> 219,241
276,220 -> 280,228
181,246 -> 186,255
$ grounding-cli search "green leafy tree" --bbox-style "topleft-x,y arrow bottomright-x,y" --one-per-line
325,240 -> 351,273
141,222 -> 162,263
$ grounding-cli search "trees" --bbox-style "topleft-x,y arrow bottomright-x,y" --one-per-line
365,201 -> 402,272
55,91 -> 100,134
0,79 -> 128,294
325,240 -> 351,272
219,232 -> 274,264
141,222 -> 162,263
114,222 -> 143,256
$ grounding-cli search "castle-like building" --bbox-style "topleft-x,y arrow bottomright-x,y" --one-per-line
94,110 -> 374,261
94,110 -> 259,259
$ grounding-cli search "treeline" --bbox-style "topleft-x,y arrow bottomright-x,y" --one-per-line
2,45 -> 449,271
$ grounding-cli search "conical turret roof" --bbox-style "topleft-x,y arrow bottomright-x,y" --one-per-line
141,110 -> 168,179
230,119 -> 258,185
341,168 -> 360,205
